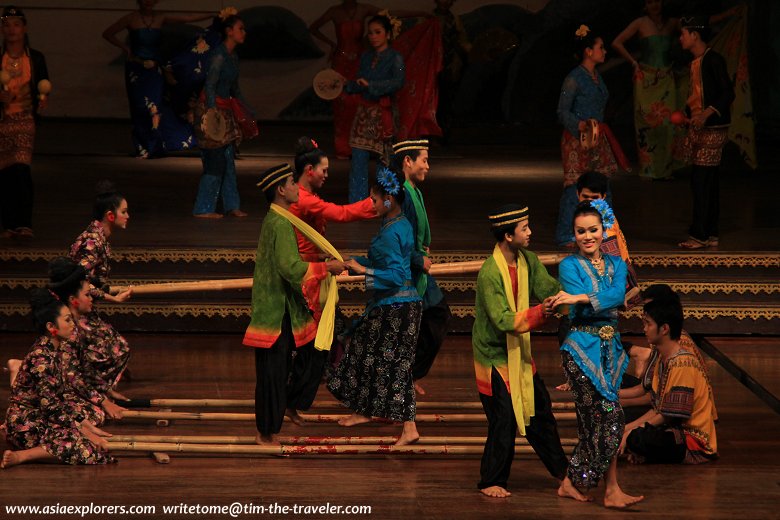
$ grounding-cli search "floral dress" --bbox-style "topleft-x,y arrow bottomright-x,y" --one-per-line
69,220 -> 131,393
4,336 -> 114,465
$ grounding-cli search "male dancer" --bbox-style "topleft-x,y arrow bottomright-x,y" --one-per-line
473,204 -> 585,501
392,139 -> 451,394
243,164 -> 344,444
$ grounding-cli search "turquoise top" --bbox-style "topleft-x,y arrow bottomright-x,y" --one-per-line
639,34 -> 673,68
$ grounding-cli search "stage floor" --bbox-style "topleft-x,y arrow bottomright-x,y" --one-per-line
1,333 -> 778,519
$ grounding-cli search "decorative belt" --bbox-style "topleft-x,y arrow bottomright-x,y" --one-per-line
571,325 -> 616,341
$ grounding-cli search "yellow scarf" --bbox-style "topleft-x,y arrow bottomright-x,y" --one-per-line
492,244 -> 535,435
271,203 -> 343,351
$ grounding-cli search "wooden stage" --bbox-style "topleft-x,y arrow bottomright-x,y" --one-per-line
0,121 -> 779,518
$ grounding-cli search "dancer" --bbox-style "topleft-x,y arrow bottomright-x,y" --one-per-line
49,258 -> 127,425
550,200 -> 644,508
392,139 -> 451,393
327,166 -> 422,445
344,14 -> 404,203
676,16 -> 734,250
244,164 -> 345,444
555,25 -> 629,247
102,0 -> 212,157
192,10 -> 257,219
69,183 -> 132,401
620,296 -> 718,464
473,204 -> 578,500
0,6 -> 48,239
2,289 -> 114,469
290,136 -> 376,262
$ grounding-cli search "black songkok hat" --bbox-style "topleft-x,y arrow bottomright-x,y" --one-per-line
1,6 -> 26,21
489,204 -> 529,228
256,164 -> 293,192
392,139 -> 429,155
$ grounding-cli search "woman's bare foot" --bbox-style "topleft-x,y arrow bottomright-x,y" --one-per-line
2,446 -> 55,468
285,408 -> 306,426
227,209 -> 248,218
394,422 -> 420,446
337,413 -> 371,427
255,433 -> 280,446
1,450 -> 18,469
414,382 -> 426,395
557,477 -> 593,502
194,213 -> 223,219
604,488 -> 645,509
6,359 -> 21,387
480,486 -> 512,498
555,382 -> 571,392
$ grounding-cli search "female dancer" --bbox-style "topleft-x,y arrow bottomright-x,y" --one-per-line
102,0 -> 212,158
192,11 -> 257,219
290,136 -> 375,262
69,183 -> 132,402
343,15 -> 404,203
549,200 -> 643,509
2,289 -> 114,469
327,166 -> 422,445
555,26 -> 628,247
0,6 -> 48,239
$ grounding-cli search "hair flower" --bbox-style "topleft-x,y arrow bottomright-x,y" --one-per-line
311,139 -> 318,149
575,24 -> 590,38
378,9 -> 402,39
219,7 -> 238,21
376,166 -> 400,195
590,199 -> 615,230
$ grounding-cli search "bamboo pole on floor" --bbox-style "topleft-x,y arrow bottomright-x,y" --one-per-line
110,255 -> 568,295
107,441 -> 574,456
129,399 -> 575,411
108,434 -> 579,446
121,411 -> 577,423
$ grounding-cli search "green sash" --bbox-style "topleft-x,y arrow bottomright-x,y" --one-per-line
404,180 -> 430,297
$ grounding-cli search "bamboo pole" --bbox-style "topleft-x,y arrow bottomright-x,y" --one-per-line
121,411 -> 577,423
111,255 -> 568,295
107,441 -> 574,456
109,434 -> 579,446
131,398 -> 575,411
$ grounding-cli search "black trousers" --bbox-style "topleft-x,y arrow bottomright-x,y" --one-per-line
254,314 -> 327,436
412,297 -> 451,381
0,163 -> 33,231
626,423 -> 686,464
478,368 -> 569,489
688,164 -> 720,242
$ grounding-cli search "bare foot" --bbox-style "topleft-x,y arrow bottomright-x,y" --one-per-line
285,408 -> 306,426
194,213 -> 223,219
255,433 -> 280,446
1,450 -> 19,469
604,488 -> 645,509
557,477 -> 593,502
555,382 -> 571,392
338,413 -> 371,427
227,209 -> 248,218
6,359 -> 21,387
480,486 -> 512,498
414,382 -> 426,395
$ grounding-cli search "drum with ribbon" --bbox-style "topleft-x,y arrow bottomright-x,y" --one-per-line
313,68 -> 345,100
579,118 -> 600,150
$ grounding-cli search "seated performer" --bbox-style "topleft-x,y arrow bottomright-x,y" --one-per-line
620,296 -> 718,464
3,289 -> 114,469
69,182 -> 133,401
473,204 -> 579,500
327,166 -> 422,445
243,164 -> 344,444
392,139 -> 451,394
290,136 -> 376,263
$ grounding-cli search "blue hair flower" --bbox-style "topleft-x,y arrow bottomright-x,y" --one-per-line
376,166 -> 400,196
590,199 -> 615,231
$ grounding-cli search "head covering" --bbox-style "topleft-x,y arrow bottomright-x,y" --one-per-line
489,204 -> 529,228
1,6 -> 25,22
256,164 -> 293,193
392,139 -> 429,155
680,15 -> 709,32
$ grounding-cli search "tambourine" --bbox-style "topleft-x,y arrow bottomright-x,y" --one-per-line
580,119 -> 600,150
201,108 -> 228,143
313,68 -> 344,100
